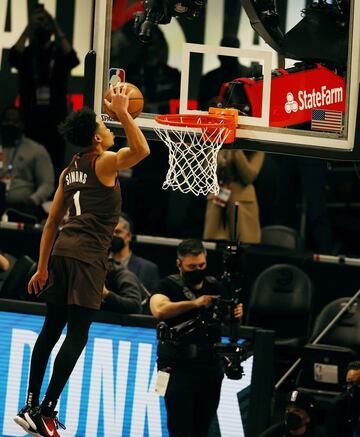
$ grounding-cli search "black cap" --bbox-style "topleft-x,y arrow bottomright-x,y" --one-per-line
287,390 -> 315,412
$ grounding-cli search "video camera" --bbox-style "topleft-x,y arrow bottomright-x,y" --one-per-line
210,240 -> 250,380
134,0 -> 207,43
157,318 -> 202,344
213,341 -> 250,380
211,296 -> 237,322
156,312 -> 251,380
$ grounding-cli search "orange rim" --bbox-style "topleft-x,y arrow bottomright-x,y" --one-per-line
155,114 -> 234,130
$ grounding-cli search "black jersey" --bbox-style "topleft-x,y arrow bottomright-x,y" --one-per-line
52,150 -> 122,264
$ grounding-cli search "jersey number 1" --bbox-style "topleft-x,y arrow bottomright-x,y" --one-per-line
73,191 -> 81,216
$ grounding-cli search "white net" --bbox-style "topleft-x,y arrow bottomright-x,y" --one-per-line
154,120 -> 231,196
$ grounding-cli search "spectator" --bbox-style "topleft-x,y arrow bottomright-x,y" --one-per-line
110,214 -> 161,292
325,360 -> 360,437
101,260 -> 145,314
0,107 -> 55,221
0,252 -> 17,291
150,239 -> 243,437
125,26 -> 181,114
9,4 -> 79,178
0,253 -> 11,289
0,253 -> 10,271
197,35 -> 254,111
203,150 -> 264,243
119,140 -> 169,236
111,25 -> 175,235
260,390 -> 328,437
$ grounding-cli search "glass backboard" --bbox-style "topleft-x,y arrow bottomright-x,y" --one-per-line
90,0 -> 360,160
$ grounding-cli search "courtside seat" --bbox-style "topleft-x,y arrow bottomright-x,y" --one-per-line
246,264 -> 313,348
309,297 -> 360,356
261,225 -> 303,251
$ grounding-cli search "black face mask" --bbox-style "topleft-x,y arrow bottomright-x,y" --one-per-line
0,126 -> 22,146
110,236 -> 125,253
182,269 -> 206,286
285,411 -> 304,431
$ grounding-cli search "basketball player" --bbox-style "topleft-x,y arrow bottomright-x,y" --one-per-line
13,84 -> 150,437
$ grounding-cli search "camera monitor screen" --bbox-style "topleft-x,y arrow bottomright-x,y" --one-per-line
297,344 -> 357,395
0,309 -> 258,437
92,0 -> 360,160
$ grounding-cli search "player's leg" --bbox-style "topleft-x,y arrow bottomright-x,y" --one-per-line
24,304 -> 96,437
14,303 -> 67,434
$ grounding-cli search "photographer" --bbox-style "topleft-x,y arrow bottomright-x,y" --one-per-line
150,239 -> 243,437
260,390 -> 328,437
325,360 -> 360,437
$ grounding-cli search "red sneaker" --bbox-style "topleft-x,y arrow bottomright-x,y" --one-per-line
24,406 -> 66,437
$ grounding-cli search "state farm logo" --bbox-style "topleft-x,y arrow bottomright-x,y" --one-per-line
284,85 -> 344,113
285,93 -> 298,113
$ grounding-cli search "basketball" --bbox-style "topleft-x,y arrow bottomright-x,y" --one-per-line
104,82 -> 144,120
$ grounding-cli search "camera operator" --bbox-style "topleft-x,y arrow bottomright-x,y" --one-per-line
325,360 -> 360,437
150,239 -> 243,437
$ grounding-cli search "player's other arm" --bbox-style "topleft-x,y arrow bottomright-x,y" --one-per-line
28,172 -> 68,294
104,84 -> 150,170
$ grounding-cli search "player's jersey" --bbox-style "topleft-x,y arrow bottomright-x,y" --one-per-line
52,149 -> 122,264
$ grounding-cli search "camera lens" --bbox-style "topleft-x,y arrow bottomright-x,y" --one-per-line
138,20 -> 155,43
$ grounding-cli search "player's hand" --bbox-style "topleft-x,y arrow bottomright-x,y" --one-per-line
104,83 -> 133,119
234,303 -> 243,319
194,295 -> 219,309
28,269 -> 48,295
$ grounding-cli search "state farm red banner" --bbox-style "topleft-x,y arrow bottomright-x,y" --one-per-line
230,64 -> 346,128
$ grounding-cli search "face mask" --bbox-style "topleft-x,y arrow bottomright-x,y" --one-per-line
110,236 -> 125,253
182,269 -> 206,286
285,411 -> 304,431
0,126 -> 22,146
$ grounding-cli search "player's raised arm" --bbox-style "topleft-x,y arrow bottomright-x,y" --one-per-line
102,84 -> 150,171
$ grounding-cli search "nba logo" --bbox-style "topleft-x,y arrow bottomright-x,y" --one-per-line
109,68 -> 126,86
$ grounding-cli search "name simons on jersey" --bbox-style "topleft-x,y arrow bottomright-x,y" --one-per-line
65,171 -> 88,185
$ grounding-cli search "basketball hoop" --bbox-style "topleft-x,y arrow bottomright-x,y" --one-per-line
154,111 -> 237,196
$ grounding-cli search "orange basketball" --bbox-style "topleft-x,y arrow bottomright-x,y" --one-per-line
104,82 -> 144,120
